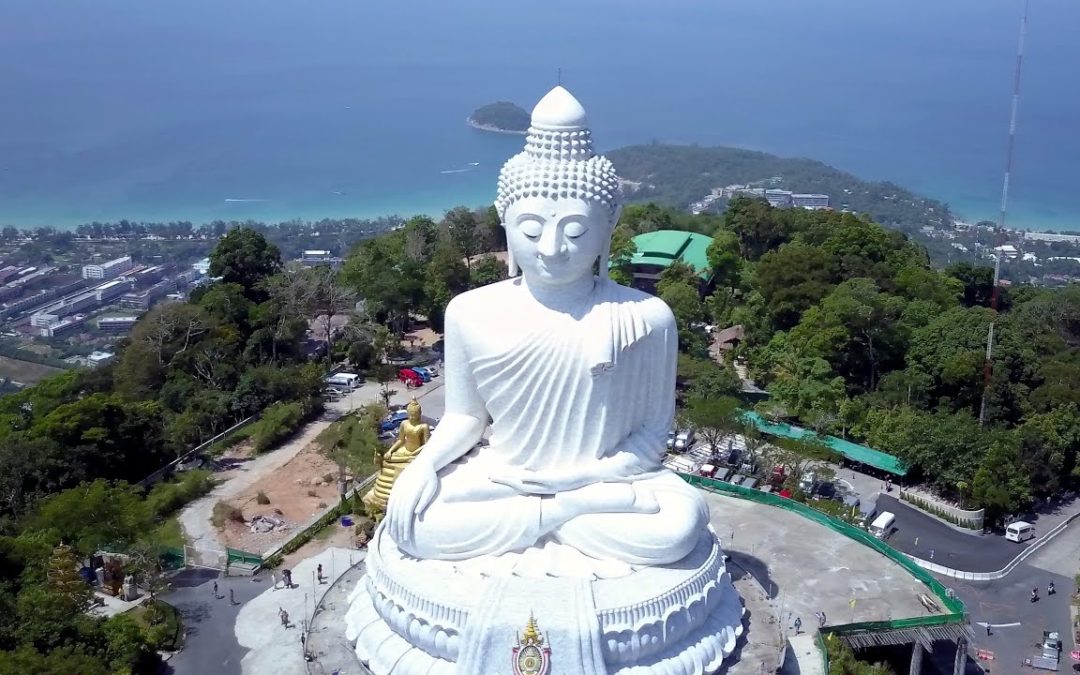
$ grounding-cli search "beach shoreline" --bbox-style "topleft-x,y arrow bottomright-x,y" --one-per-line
466,117 -> 527,136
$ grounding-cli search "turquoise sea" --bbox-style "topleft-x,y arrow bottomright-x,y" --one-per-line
1,0 -> 1078,230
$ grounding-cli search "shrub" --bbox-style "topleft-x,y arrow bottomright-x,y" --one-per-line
307,489 -> 318,497
145,470 -> 215,518
899,491 -> 981,530
249,401 -> 305,453
322,472 -> 336,484
255,491 -> 270,505
211,501 -> 244,528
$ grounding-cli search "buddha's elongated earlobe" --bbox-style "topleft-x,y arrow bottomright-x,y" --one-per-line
506,242 -> 519,277
598,236 -> 611,281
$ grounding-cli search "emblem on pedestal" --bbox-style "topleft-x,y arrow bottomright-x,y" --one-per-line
512,613 -> 551,675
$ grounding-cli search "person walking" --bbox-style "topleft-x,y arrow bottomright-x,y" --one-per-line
317,564 -> 323,583
793,617 -> 802,635
1031,587 -> 1039,603
819,612 -> 827,627
282,609 -> 290,628
229,588 -> 237,605
271,572 -> 278,590
213,581 -> 219,598
985,622 -> 992,636
1048,581 -> 1056,596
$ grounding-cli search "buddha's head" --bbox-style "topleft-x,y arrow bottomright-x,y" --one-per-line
495,87 -> 622,287
406,397 -> 422,423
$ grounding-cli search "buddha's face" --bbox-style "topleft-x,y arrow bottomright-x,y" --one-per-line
504,196 -> 612,286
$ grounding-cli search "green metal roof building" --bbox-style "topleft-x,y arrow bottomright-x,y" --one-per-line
622,229 -> 714,292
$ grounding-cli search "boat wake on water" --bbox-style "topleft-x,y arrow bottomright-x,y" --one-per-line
440,161 -> 480,174
224,198 -> 268,202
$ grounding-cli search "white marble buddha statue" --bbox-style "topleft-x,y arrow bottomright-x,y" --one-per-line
349,86 -> 743,675
383,86 -> 709,570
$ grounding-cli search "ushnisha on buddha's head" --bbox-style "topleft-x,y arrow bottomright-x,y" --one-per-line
494,86 -> 622,288
406,397 -> 421,422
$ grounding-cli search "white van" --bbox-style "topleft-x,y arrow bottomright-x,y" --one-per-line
1005,521 -> 1035,542
868,511 -> 895,539
326,372 -> 361,390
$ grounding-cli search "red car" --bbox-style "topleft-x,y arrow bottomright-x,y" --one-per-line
399,368 -> 423,388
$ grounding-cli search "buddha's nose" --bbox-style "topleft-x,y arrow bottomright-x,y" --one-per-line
536,228 -> 566,258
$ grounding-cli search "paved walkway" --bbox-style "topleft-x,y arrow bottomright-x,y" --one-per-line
304,557 -> 370,674
164,569 -> 271,675
177,377 -> 448,560
178,396 -> 354,559
235,547 -> 363,675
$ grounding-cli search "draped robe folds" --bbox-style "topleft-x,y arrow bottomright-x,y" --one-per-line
403,279 -> 709,565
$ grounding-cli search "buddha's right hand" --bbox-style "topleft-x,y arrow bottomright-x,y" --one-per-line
385,457 -> 439,545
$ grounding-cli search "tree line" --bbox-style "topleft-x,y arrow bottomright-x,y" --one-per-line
638,195 -> 1080,522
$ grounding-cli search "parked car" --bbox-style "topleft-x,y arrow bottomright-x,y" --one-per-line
814,481 -> 837,500
410,366 -> 432,382
379,409 -> 410,433
666,430 -> 677,450
673,429 -> 696,452
399,368 -> 423,388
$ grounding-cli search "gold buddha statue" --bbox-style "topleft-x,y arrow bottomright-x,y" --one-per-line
363,398 -> 430,520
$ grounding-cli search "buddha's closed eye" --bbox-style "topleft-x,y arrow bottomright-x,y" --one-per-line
519,219 -> 543,238
564,221 -> 587,239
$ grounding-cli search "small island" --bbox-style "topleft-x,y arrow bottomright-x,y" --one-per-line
467,101 -> 529,135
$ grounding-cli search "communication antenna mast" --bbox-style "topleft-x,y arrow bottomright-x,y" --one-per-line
979,0 -> 1029,426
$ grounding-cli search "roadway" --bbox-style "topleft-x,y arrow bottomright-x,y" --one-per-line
875,494 -> 1023,573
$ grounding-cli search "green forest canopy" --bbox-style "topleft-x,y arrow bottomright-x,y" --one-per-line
607,144 -> 953,236
469,101 -> 530,132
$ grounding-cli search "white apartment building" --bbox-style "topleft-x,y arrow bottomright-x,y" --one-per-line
82,256 -> 133,280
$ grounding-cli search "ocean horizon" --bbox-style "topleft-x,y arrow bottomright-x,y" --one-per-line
1,0 -> 1078,232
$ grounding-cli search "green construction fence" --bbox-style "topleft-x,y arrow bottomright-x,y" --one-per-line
227,547 -> 263,567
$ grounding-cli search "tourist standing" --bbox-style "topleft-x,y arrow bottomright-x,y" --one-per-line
213,581 -> 218,598
317,564 -> 323,583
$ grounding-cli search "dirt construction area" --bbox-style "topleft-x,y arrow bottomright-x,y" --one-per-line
218,431 -> 347,556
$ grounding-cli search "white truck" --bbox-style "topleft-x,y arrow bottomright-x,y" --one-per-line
325,372 -> 361,390
868,511 -> 895,539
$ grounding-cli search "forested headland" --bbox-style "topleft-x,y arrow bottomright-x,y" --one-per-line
608,144 -> 954,236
